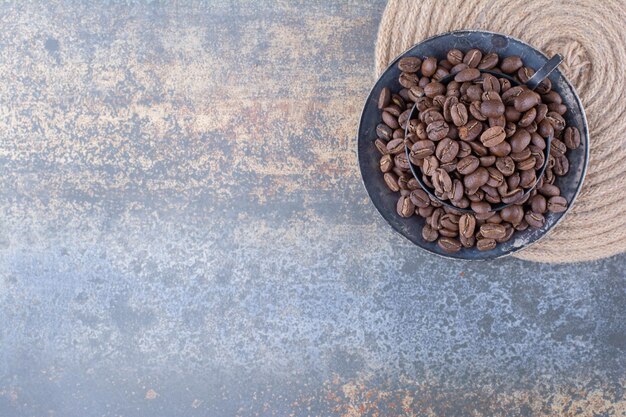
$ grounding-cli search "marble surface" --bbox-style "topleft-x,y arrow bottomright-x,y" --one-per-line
0,1 -> 624,416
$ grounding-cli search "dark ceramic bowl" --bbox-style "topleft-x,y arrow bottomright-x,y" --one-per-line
357,30 -> 589,260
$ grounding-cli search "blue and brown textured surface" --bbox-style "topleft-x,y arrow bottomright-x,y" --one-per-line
0,1 -> 625,416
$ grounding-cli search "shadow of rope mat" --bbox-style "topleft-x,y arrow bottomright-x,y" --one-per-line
374,0 -> 626,263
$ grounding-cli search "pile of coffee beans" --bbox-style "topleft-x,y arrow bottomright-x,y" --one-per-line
375,48 -> 581,253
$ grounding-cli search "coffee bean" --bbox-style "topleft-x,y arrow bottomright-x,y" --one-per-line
502,86 -> 525,105
517,66 -> 534,83
407,177 -> 420,190
514,90 -> 540,112
501,205 -> 524,225
421,57 -> 438,77
479,223 -> 506,240
516,157 -> 536,172
510,148 -> 531,162
529,194 -> 546,214
443,96 -> 458,122
426,120 -> 450,141
433,168 -> 453,193
545,111 -> 566,131
460,234 -> 475,248
380,154 -> 393,172
488,115 -> 506,128
416,97 -> 433,112
481,100 -> 505,118
480,126 -> 506,147
538,119 -> 554,138
422,224 -> 439,242
464,167 -> 489,190
456,155 -> 479,175
399,72 -> 420,88
424,81 -> 446,98
478,53 -> 499,70
466,85 -> 484,101
469,101 -> 487,121
450,63 -> 469,75
397,195 -> 415,217
435,138 -> 459,163
501,188 -> 523,204
499,78 -> 512,92
495,156 -> 515,176
479,74 -> 498,92
408,189 -> 429,208
408,86 -> 425,101
455,68 -> 481,82
433,67 -> 450,81
382,111 -> 399,129
469,141 -> 489,157
450,179 -> 464,202
384,172 -> 400,192
564,127 -> 581,149
530,132 -> 546,149
507,173 -> 521,190
450,102 -> 468,127
375,138 -> 389,155
459,120 -> 483,141
398,56 -> 422,73
421,155 -> 438,176
501,55 -> 523,74
519,168 -> 536,188
538,182 -> 560,197
378,87 -> 391,109
505,106 -> 521,123
525,211 -> 545,228
386,138 -> 405,154
508,129 -> 530,154
550,138 -> 567,156
479,155 -> 496,167
439,159 -> 458,173
383,104 -> 402,117
436,236 -> 461,252
441,213 -> 460,231
486,167 -> 504,187
463,49 -> 482,68
477,238 -> 496,251
459,213 -> 476,238
553,154 -> 569,176
421,108 -> 444,124
394,153 -> 411,170
411,140 -> 436,159
377,123 -> 393,140
547,195 -> 567,213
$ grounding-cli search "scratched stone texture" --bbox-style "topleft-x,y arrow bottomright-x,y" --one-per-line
0,1 -> 625,416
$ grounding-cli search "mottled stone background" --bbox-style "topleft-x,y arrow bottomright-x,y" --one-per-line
0,1 -> 624,416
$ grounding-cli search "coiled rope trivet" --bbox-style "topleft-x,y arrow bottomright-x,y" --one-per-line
375,0 -> 626,263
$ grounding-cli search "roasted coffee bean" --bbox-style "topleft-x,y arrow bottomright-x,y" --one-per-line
450,179 -> 464,202
478,53 -> 499,70
466,85 -> 484,102
502,86 -> 525,105
416,97 -> 433,112
383,172 -> 400,192
421,155 -> 439,176
480,126 -> 506,147
435,138 -> 460,163
469,101 -> 487,121
508,129 -> 531,153
496,225 -> 514,243
384,104 -> 402,117
422,224 -> 439,242
529,145 -> 545,169
438,237 -> 462,252
433,95 -> 447,109
426,120 -> 450,141
455,68 -> 481,82
530,132 -> 546,149
479,155 -> 496,167
411,140 -> 436,159
443,96 -> 459,122
514,90 -> 540,112
387,138 -> 405,154
517,66 -> 534,83
450,63 -> 469,75
377,123 -> 393,140
547,195 -> 567,213
433,67 -> 450,81
486,167 -> 504,187
463,48 -> 482,68
447,80 -> 461,97
482,91 -> 501,103
538,183 -> 560,197
441,213 -> 460,231
458,213 -> 476,238
499,77 -> 512,92
550,138 -> 567,156
419,76 -> 431,88
564,126 -> 581,149
421,57 -> 438,77
488,115 -> 506,129
375,138 -> 389,155
399,72 -> 420,88
545,111 -> 566,132
459,120 -> 483,141
424,81 -> 446,98
464,167 -> 489,190
538,119 -> 554,138
378,87 -> 391,109
510,148 -> 531,162
457,155 -> 480,175
398,175 -> 410,190
500,205 -> 524,225
419,205 -> 434,217
459,234 -> 475,248
501,55 -> 523,73
469,141 -> 489,157
382,111 -> 399,129
407,177 -> 420,190
507,173 -> 521,190
518,107 -> 537,127
553,154 -> 569,176
433,168 -> 453,194
530,194 -> 547,214
525,211 -> 545,228
504,121 -> 517,138
547,102 -> 567,115
480,223 -> 506,240
450,102 -> 469,127
477,238 -> 497,251
516,157 -> 536,171
398,56 -> 422,73
421,107 -> 444,124
481,100 -> 505,118
440,159 -> 458,173
505,106 -> 522,123
394,129 -> 405,139
447,49 -> 464,65
489,140 -> 512,158
408,86 -> 425,101
394,153 -> 411,170
519,169 -> 536,188
501,188 -> 523,204
397,195 -> 415,217
458,141 -> 472,158
380,154 -> 393,172
409,189 -> 429,208
481,73 -> 500,92
495,156 -> 515,176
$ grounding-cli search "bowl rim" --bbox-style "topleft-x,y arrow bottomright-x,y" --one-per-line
356,29 -> 590,261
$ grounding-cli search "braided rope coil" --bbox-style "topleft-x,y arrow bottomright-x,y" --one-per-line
375,0 -> 626,263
